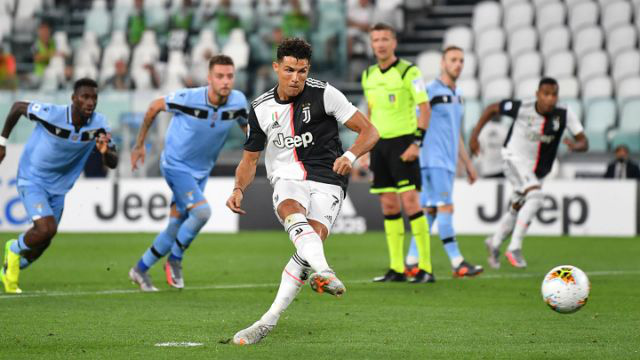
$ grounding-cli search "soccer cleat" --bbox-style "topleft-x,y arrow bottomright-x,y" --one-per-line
1,240 -> 22,294
453,261 -> 484,278
404,264 -> 420,278
128,266 -> 159,292
233,321 -> 275,345
164,259 -> 184,289
485,237 -> 501,269
372,269 -> 407,282
410,269 -> 436,284
309,270 -> 346,297
505,249 -> 527,268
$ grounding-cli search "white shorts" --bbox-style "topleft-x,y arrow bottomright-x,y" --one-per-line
272,179 -> 344,233
503,157 -> 542,196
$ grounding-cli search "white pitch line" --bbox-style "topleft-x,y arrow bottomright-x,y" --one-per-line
155,342 -> 203,347
1,270 -> 638,300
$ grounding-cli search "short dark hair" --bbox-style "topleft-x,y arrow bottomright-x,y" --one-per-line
276,37 -> 312,62
539,77 -> 559,89
73,78 -> 98,93
442,45 -> 463,57
208,54 -> 234,69
615,144 -> 629,153
369,22 -> 396,37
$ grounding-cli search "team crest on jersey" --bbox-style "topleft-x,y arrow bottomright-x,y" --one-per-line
71,134 -> 79,141
301,103 -> 311,123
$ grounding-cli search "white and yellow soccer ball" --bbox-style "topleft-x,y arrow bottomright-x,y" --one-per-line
541,265 -> 590,314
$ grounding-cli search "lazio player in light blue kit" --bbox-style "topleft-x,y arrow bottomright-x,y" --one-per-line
0,78 -> 118,294
406,47 -> 483,278
129,55 -> 248,291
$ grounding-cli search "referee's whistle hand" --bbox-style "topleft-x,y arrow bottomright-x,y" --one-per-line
333,157 -> 353,176
400,144 -> 419,162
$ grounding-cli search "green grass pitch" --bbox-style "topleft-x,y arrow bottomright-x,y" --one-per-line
0,231 -> 638,359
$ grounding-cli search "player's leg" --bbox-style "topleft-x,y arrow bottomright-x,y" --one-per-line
405,167 -> 436,273
505,184 -> 543,268
2,185 -> 58,293
399,189 -> 434,284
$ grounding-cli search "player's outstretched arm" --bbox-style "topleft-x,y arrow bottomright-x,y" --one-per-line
0,101 -> 29,164
131,97 -> 166,171
469,102 -> 500,156
226,150 -> 261,215
334,111 -> 379,175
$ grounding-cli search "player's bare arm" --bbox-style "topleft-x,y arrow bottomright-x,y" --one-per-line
458,133 -> 477,184
0,101 -> 29,164
400,101 -> 430,162
97,132 -> 118,169
226,150 -> 261,215
563,132 -> 589,152
334,111 -> 379,176
469,102 -> 500,156
131,97 -> 166,171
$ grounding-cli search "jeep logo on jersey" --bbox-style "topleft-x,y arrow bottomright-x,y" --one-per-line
273,132 -> 314,149
301,103 -> 311,123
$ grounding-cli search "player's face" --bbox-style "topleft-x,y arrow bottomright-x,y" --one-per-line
536,84 -> 559,114
273,56 -> 310,98
208,64 -> 235,98
442,49 -> 464,81
72,86 -> 98,119
370,30 -> 396,62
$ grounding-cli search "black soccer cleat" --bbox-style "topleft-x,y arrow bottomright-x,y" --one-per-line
372,269 -> 407,282
453,261 -> 484,278
410,269 -> 436,284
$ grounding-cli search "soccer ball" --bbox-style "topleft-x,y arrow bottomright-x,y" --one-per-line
541,265 -> 590,314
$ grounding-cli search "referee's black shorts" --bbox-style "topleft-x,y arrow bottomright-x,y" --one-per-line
369,134 -> 421,194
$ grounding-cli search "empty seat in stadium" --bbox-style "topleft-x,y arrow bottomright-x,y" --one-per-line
582,76 -> 613,102
515,77 -> 540,98
617,77 -> 640,103
15,0 -> 40,20
113,0 -> 133,31
602,0 -> 632,33
536,1 -> 566,33
74,63 -> 98,81
145,3 -> 169,33
416,50 -> 441,82
472,2 -> 502,34
76,31 -> 101,66
577,50 -> 608,85
585,99 -> 617,151
53,31 -> 71,59
40,55 -> 65,91
476,27 -> 506,59
100,31 -> 131,82
544,51 -> 575,78
114,0 -> 133,8
606,25 -> 638,59
557,76 -> 580,98
512,52 -> 541,83
443,26 -> 473,51
131,30 -> 160,70
84,0 -> 111,42
533,0 -> 557,7
565,0 -> 589,8
616,100 -> 640,151
0,13 -> 11,39
561,98 -> 583,123
504,1 -> 534,33
457,78 -> 480,99
482,77 -> 513,102
479,52 -> 509,84
500,0 -> 524,8
0,0 -> 16,14
164,51 -> 189,91
540,26 -> 570,58
222,28 -> 250,70
191,29 -> 219,84
574,26 -> 604,58
459,52 -> 477,79
463,99 -> 482,140
612,50 -> 640,86
508,26 -> 537,60
568,1 -> 599,34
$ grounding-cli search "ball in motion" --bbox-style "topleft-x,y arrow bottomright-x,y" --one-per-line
541,265 -> 590,314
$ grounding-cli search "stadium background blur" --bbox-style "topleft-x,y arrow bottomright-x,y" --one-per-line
0,0 -> 638,235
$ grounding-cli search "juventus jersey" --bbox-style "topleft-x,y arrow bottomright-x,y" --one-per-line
244,78 -> 359,190
499,99 -> 583,178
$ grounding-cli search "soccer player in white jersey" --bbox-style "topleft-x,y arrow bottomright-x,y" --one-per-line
226,38 -> 379,345
469,77 -> 588,268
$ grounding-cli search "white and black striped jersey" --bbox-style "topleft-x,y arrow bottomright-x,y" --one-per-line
244,78 -> 359,190
499,99 -> 584,178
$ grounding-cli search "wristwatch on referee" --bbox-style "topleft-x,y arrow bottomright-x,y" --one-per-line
413,128 -> 426,147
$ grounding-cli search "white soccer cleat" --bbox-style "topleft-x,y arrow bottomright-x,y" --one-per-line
232,321 -> 275,345
309,270 -> 346,297
164,259 -> 184,289
128,266 -> 159,292
505,249 -> 527,268
485,237 -> 501,269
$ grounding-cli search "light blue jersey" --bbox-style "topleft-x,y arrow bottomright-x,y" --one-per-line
161,87 -> 248,179
17,102 -> 110,195
420,79 -> 464,172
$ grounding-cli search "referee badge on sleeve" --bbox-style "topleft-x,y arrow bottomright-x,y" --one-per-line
412,78 -> 425,93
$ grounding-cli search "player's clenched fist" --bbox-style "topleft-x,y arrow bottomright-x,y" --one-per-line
226,188 -> 246,215
96,133 -> 111,154
333,156 -> 353,175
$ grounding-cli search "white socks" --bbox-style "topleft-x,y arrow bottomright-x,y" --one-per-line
260,253 -> 310,326
491,208 -> 518,248
284,213 -> 331,273
507,190 -> 544,252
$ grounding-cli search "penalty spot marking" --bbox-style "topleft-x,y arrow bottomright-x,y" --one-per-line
155,342 -> 203,347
